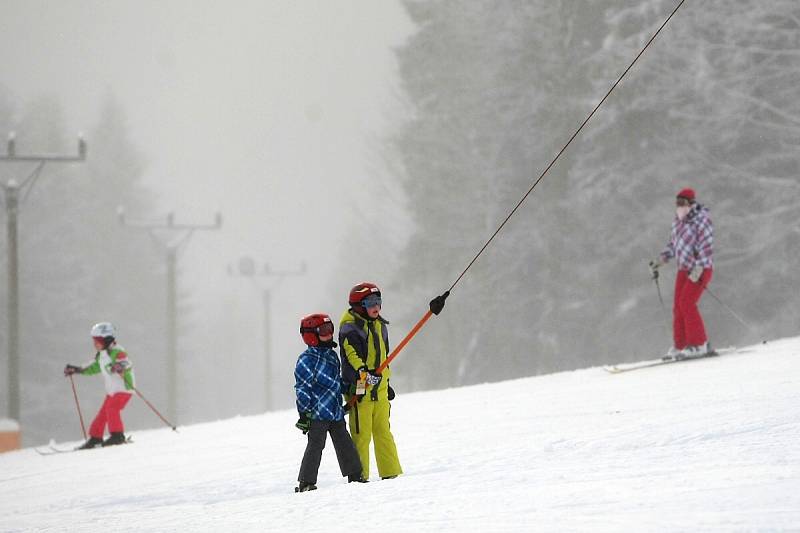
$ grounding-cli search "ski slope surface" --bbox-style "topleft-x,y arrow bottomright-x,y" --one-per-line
2,338 -> 799,532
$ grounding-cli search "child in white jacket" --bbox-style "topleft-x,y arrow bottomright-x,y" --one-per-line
64,322 -> 134,449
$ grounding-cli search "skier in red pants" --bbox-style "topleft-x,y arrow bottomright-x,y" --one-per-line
64,322 -> 134,449
650,188 -> 714,359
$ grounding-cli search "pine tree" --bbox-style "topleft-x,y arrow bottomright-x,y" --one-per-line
391,1 -> 607,388
391,0 -> 800,384
573,0 -> 800,357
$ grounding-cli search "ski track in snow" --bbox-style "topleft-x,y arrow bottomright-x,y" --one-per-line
1,338 -> 799,532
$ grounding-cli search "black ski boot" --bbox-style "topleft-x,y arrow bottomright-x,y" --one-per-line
294,481 -> 317,493
77,436 -> 104,450
102,432 -> 126,447
348,475 -> 368,483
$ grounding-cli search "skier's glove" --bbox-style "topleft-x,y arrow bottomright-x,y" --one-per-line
689,265 -> 704,283
63,364 -> 82,376
295,412 -> 312,434
649,258 -> 665,280
429,291 -> 450,315
357,367 -> 381,387
110,361 -> 129,374
366,371 -> 382,386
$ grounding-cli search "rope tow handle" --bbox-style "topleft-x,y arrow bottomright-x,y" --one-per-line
345,302 -> 442,409
376,310 -> 434,375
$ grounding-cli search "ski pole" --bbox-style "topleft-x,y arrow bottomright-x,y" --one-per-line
650,266 -> 672,341
120,372 -> 177,431
703,285 -> 765,343
132,384 -> 177,431
68,374 -> 87,440
653,274 -> 665,308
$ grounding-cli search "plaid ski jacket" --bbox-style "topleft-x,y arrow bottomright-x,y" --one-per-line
294,345 -> 346,421
661,203 -> 714,271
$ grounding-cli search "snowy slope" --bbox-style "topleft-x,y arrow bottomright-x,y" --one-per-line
2,338 -> 799,532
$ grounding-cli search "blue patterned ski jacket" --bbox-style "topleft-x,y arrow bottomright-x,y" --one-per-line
294,345 -> 346,421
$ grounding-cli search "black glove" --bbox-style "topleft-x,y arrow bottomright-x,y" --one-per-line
64,364 -> 82,376
387,385 -> 395,401
429,291 -> 450,315
649,256 -> 666,279
295,412 -> 311,434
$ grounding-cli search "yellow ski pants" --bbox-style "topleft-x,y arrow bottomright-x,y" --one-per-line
348,395 -> 402,480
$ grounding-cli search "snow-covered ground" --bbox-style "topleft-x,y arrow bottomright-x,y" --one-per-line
2,337 -> 799,532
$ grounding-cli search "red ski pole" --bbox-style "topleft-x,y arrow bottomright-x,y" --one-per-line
132,385 -> 178,432
121,372 -> 177,431
68,374 -> 87,440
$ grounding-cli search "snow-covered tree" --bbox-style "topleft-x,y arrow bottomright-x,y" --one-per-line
391,1 -> 608,388
573,0 -> 800,358
390,0 -> 800,390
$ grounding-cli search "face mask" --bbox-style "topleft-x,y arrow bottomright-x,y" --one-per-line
676,205 -> 691,220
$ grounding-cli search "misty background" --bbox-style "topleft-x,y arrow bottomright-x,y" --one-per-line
0,0 -> 797,446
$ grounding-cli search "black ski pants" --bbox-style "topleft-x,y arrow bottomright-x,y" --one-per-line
298,418 -> 362,484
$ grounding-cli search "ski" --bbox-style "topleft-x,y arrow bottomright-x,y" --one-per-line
35,436 -> 133,455
604,346 -> 743,374
35,445 -> 74,456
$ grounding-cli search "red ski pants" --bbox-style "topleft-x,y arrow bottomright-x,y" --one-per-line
89,393 -> 132,438
673,268 -> 712,349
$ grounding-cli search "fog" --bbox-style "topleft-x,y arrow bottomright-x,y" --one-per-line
2,1 -> 799,446
0,0 -> 414,443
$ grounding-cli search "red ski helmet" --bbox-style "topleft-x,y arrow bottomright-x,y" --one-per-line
349,282 -> 381,312
300,313 -> 334,346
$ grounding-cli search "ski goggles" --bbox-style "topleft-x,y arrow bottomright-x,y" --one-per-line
676,197 -> 692,207
362,295 -> 382,309
316,321 -> 335,337
300,319 -> 334,339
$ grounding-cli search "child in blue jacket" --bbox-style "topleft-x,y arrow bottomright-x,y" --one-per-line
294,313 -> 364,492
